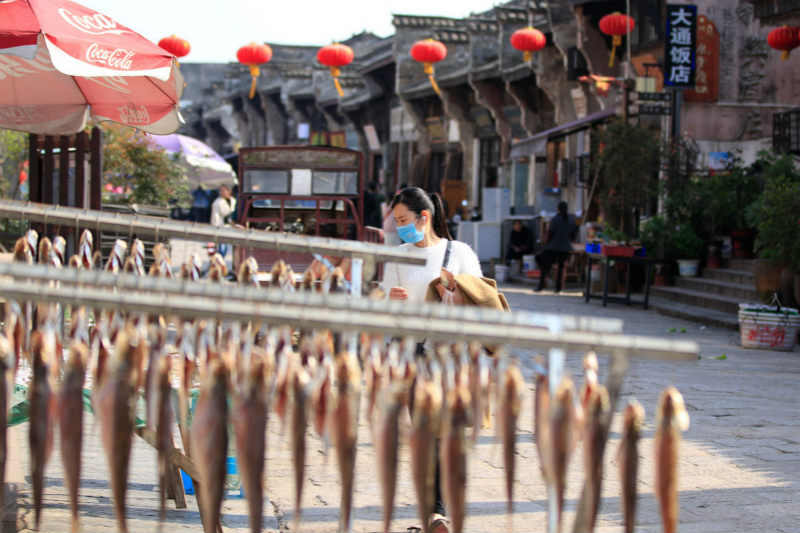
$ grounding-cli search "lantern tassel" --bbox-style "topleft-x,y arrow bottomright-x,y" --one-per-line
248,64 -> 260,99
608,35 -> 621,68
523,51 -> 532,63
423,62 -> 441,95
781,49 -> 790,61
330,67 -> 344,97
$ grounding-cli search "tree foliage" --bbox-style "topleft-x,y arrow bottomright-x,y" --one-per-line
100,124 -> 189,208
0,128 -> 28,199
592,120 -> 661,238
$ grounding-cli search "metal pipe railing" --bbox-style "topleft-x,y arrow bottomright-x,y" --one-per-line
0,281 -> 698,361
0,262 -> 625,334
0,199 -> 426,265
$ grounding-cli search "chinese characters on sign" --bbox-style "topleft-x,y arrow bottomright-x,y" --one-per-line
664,4 -> 697,88
684,15 -> 719,103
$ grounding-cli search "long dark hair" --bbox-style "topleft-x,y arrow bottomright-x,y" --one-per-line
558,201 -> 569,222
390,187 -> 453,240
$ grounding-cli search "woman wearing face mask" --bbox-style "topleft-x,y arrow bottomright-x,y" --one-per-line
383,187 -> 482,306
382,187 -> 481,533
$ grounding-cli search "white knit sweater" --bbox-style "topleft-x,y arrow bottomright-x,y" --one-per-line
382,239 -> 483,305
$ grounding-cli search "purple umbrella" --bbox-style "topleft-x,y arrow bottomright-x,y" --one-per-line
148,133 -> 236,187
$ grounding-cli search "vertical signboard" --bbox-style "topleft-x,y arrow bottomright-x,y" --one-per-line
664,4 -> 697,88
684,14 -> 719,102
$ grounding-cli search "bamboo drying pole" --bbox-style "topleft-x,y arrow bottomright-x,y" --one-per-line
0,262 -> 624,335
0,281 -> 698,361
0,199 -> 426,265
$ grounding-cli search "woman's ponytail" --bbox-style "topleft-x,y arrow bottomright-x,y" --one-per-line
428,192 -> 453,240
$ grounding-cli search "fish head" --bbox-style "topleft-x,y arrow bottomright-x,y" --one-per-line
36,236 -> 52,266
68,255 -> 81,269
25,229 -> 39,257
13,237 -> 32,264
623,399 -> 645,435
52,236 -> 66,265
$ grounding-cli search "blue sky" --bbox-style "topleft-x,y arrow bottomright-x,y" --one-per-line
78,0 -> 496,63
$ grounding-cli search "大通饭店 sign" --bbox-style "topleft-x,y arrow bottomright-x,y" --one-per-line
664,4 -> 697,88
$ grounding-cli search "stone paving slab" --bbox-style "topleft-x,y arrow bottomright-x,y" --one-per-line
3,282 -> 798,532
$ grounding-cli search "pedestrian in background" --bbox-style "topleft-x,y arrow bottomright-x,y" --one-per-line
210,184 -> 236,259
535,201 -> 576,293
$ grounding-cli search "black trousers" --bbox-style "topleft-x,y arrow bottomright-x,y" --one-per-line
506,244 -> 533,262
536,250 -> 569,291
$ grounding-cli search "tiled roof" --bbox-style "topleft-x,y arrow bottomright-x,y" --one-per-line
392,15 -> 462,29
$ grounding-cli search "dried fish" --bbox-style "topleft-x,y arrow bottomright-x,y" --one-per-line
582,384 -> 609,532
376,378 -> 405,533
191,357 -> 229,533
331,351 -> 361,533
96,325 -> 143,532
533,372 -> 550,483
29,329 -> 55,529
498,361 -> 524,514
58,341 -> 89,532
654,387 -> 689,533
618,399 -> 645,533
409,375 -> 442,533
440,382 -> 470,533
154,355 -> 173,521
232,352 -> 270,533
549,377 -> 577,531
291,363 -> 310,530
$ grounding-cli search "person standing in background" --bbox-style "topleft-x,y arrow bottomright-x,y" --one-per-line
210,184 -> 236,260
535,201 -> 576,293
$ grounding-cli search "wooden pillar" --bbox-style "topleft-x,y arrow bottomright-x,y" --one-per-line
28,134 -> 40,203
58,136 -> 70,207
42,136 -> 54,206
74,132 -> 87,209
89,127 -> 102,211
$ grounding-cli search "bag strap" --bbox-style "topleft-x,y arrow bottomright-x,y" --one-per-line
442,239 -> 452,270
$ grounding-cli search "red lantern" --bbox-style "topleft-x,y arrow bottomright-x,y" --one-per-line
410,39 -> 447,95
599,12 -> 635,67
237,42 -> 273,99
317,43 -> 354,97
767,25 -> 800,60
510,27 -> 546,62
158,35 -> 191,59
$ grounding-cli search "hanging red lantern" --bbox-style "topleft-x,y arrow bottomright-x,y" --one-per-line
237,42 -> 273,99
317,43 -> 354,97
410,39 -> 447,95
767,25 -> 800,60
510,27 -> 546,62
158,35 -> 191,59
599,12 -> 635,67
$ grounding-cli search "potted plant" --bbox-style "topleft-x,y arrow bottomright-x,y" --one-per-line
640,214 -> 671,285
669,225 -> 704,276
746,150 -> 800,304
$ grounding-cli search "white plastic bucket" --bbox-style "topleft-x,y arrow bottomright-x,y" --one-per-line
677,259 -> 700,277
522,254 -> 536,272
494,265 -> 509,282
738,304 -> 800,351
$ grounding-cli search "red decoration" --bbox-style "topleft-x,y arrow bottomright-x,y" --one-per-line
510,27 -> 546,62
158,35 -> 190,59
410,39 -> 447,95
767,25 -> 800,60
599,12 -> 635,67
237,42 -> 273,99
317,43 -> 354,97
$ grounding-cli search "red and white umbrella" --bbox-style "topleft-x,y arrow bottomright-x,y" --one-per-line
0,0 -> 184,134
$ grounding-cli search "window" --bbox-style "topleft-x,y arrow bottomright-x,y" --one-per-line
479,137 -> 501,192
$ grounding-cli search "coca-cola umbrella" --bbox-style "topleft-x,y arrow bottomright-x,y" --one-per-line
148,133 -> 237,188
0,0 -> 184,135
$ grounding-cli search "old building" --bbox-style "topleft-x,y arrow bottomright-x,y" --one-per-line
180,0 -> 800,247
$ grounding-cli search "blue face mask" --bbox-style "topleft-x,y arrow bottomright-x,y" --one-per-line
397,216 -> 425,243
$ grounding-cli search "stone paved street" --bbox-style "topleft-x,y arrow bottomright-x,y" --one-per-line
4,280 -> 799,532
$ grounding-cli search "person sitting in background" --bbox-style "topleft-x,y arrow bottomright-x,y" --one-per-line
535,201 -> 577,293
506,220 -> 534,266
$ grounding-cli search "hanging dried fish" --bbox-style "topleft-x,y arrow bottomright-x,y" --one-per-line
654,387 -> 689,533
533,372 -> 550,483
191,356 -> 229,533
78,230 -> 94,269
331,350 -> 361,533
409,372 -> 443,533
96,325 -> 143,533
154,354 -> 173,521
29,329 -> 56,529
58,340 -> 89,532
375,373 -> 406,533
497,359 -> 524,515
549,377 -> 578,532
582,384 -> 610,532
290,362 -> 310,531
232,350 -> 270,533
440,380 -> 471,533
618,399 -> 645,533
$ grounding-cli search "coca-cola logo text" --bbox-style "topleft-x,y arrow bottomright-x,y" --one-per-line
58,8 -> 129,36
117,104 -> 150,125
86,44 -> 135,70
0,106 -> 39,123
